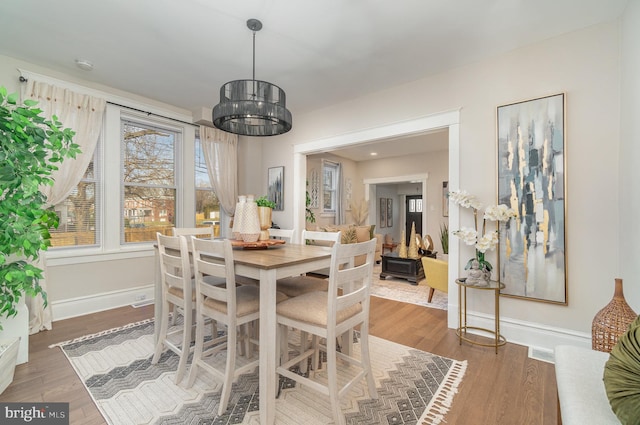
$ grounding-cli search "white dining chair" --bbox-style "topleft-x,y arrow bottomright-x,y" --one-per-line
275,238 -> 378,425
172,226 -> 214,238
275,230 -> 340,297
185,237 -> 287,415
268,227 -> 294,242
152,233 -> 195,384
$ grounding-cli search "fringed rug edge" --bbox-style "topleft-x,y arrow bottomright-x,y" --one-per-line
419,359 -> 468,425
48,317 -> 155,348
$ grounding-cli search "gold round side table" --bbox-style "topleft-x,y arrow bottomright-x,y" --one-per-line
456,278 -> 507,354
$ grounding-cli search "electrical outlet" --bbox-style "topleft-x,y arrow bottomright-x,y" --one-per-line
134,294 -> 146,301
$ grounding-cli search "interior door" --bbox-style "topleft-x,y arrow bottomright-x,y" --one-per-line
405,195 -> 422,241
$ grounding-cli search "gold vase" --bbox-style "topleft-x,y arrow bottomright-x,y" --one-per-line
257,206 -> 272,241
398,230 -> 408,258
408,222 -> 419,259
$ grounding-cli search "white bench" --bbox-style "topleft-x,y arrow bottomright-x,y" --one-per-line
554,345 -> 621,425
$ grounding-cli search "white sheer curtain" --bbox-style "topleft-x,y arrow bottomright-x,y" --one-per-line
22,80 -> 106,334
199,126 -> 238,219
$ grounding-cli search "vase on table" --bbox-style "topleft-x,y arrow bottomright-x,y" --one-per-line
231,195 -> 247,240
239,195 -> 261,243
258,206 -> 272,241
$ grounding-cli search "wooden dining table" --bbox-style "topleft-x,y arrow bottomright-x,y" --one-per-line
154,241 -> 332,425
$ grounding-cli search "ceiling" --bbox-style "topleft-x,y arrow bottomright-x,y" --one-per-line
0,0 -> 628,117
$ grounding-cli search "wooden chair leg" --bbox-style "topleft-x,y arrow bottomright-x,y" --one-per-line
359,327 -> 378,399
174,304 -> 191,384
152,299 -> 170,364
218,323 -> 238,416
186,314 -> 206,388
326,334 -> 344,425
428,287 -> 435,303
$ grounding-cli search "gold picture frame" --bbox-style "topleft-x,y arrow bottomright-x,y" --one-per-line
497,93 -> 567,305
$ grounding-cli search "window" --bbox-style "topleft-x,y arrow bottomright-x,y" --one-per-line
323,160 -> 339,213
49,152 -> 100,248
122,120 -> 178,243
195,133 -> 221,236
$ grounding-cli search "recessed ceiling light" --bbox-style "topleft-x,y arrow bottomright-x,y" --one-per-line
75,59 -> 94,71
370,152 -> 378,156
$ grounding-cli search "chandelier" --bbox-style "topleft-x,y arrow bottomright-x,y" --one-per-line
212,19 -> 292,136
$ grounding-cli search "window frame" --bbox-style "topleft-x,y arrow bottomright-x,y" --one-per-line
322,160 -> 339,214
120,116 -> 182,245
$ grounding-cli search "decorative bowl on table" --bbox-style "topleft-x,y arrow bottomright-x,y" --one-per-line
230,239 -> 286,249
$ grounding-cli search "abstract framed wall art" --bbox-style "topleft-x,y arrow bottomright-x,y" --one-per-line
387,198 -> 393,227
379,198 -> 387,228
497,93 -> 567,305
268,166 -> 284,211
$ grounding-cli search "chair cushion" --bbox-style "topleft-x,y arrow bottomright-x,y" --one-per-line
277,275 -> 328,297
276,291 -> 362,327
168,285 -> 196,301
204,286 -> 287,317
604,315 -> 640,425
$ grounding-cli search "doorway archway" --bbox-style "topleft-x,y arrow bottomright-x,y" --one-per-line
292,110 -> 460,326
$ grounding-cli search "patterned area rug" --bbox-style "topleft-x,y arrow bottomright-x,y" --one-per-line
371,264 -> 448,310
52,319 -> 466,425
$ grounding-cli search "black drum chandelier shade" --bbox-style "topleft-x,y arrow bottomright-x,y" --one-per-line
212,19 -> 292,136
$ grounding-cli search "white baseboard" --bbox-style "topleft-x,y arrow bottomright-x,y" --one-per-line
50,284 -> 155,322
447,305 -> 591,361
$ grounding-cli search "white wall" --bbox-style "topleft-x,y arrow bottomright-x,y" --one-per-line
253,20 -> 627,350
619,0 -> 640,311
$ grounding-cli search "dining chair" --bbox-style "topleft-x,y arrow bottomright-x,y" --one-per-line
170,226 -> 222,324
275,238 -> 378,425
274,229 -> 340,297
185,237 -> 287,415
172,226 -> 214,237
268,227 -> 294,242
152,233 -> 195,384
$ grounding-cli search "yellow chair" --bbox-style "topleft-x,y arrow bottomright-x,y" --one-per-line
420,256 -> 448,303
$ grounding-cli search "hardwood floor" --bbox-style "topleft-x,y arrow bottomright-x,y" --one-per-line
0,298 -> 558,424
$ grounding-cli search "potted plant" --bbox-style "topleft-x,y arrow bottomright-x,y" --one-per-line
439,223 -> 449,258
0,337 -> 19,394
0,86 -> 78,337
255,195 -> 276,240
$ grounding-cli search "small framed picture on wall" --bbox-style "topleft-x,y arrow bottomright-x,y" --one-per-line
268,166 -> 284,211
443,181 -> 449,217
387,198 -> 393,227
380,198 -> 386,228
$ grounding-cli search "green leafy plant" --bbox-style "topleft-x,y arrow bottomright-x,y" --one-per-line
0,86 -> 78,329
440,223 -> 449,255
255,195 -> 276,209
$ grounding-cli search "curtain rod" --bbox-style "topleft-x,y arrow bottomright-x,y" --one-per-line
107,101 -> 199,128
19,75 -> 199,128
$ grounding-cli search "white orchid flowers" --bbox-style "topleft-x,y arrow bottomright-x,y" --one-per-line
449,189 -> 517,255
